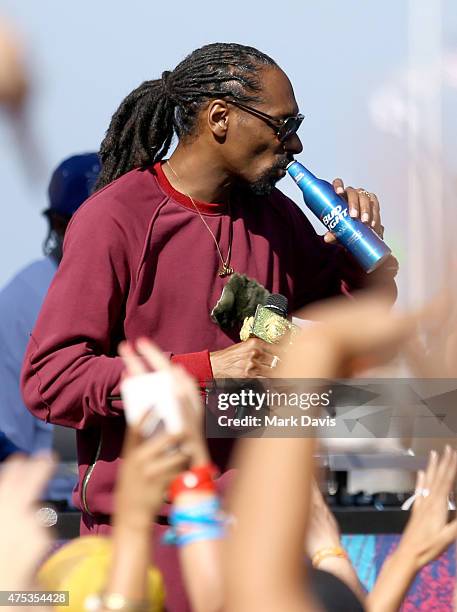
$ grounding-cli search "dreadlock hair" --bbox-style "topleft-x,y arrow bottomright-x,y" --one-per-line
95,43 -> 277,190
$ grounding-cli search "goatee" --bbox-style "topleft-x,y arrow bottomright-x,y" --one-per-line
247,157 -> 291,196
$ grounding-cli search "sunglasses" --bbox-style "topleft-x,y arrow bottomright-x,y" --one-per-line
227,100 -> 304,143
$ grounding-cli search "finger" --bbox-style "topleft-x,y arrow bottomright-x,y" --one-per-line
432,519 -> 457,559
176,384 -> 203,425
119,341 -> 147,376
123,411 -> 154,454
444,448 -> 457,495
243,357 -> 274,377
356,190 -> 372,224
255,340 -> 286,360
332,178 -> 345,195
323,231 -> 337,244
144,451 -> 190,479
136,337 -> 172,372
369,192 -> 382,231
247,340 -> 281,361
345,187 -> 360,219
424,449 -> 439,492
253,355 -> 279,370
256,364 -> 278,378
15,454 -> 56,505
413,469 -> 426,510
174,368 -> 202,411
246,341 -> 282,366
136,432 -> 186,461
264,343 -> 287,359
247,338 -> 278,352
434,445 -> 457,496
0,454 -> 28,493
415,468 -> 425,492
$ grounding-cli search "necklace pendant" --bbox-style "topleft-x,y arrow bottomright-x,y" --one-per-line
218,265 -> 234,278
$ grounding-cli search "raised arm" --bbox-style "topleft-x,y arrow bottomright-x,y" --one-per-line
102,425 -> 188,611
120,338 -> 224,612
367,447 -> 457,612
225,294 -> 422,612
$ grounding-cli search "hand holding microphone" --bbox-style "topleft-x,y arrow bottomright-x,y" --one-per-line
209,293 -> 294,378
209,337 -> 282,379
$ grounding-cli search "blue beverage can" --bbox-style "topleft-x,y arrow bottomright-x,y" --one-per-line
287,160 -> 392,273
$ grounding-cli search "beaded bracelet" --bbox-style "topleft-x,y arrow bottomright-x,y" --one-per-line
163,496 -> 227,547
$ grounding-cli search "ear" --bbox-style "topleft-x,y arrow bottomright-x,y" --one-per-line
207,99 -> 230,139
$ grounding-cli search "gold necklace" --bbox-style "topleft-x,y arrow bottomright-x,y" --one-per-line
166,160 -> 234,278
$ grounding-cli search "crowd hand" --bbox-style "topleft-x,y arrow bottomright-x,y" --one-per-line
306,482 -> 366,602
277,294 -> 420,379
363,448 -> 457,612
366,447 -> 457,612
114,423 -> 190,529
119,337 -> 209,469
0,19 -> 28,110
0,454 -> 55,592
323,178 -> 383,244
209,337 -> 285,379
396,446 -> 457,570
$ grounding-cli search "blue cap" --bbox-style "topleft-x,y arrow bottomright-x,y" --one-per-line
46,153 -> 101,217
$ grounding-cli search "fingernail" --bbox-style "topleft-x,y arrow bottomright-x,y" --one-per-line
350,208 -> 358,218
336,187 -> 344,194
371,220 -> 376,228
361,213 -> 370,223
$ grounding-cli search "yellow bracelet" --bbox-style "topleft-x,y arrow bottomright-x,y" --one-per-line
312,546 -> 348,568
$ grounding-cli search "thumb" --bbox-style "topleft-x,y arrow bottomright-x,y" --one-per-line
122,414 -> 150,455
432,519 -> 457,557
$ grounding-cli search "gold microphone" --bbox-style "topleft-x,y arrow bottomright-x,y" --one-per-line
240,293 -> 297,344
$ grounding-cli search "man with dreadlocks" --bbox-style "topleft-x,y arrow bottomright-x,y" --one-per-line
21,43 -> 396,609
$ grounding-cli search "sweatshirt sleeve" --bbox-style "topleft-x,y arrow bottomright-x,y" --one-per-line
329,243 -> 398,302
171,350 -> 213,387
20,199 -> 129,430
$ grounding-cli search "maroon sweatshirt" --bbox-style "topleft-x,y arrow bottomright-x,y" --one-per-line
21,162 -> 396,517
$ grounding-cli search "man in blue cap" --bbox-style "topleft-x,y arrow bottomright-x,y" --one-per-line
0,153 -> 100,479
